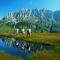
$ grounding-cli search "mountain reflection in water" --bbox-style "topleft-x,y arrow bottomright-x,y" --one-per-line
0,37 -> 53,59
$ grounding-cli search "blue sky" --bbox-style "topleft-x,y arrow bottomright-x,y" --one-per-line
0,0 -> 60,19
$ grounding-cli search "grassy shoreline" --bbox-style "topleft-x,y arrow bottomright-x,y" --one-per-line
0,32 -> 60,44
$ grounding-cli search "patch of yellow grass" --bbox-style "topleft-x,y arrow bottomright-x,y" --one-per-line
29,50 -> 60,60
0,52 -> 23,60
24,32 -> 60,44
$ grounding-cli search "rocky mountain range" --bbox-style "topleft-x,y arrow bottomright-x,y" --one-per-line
1,8 -> 60,32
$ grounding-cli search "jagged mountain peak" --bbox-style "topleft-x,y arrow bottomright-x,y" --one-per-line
2,8 -> 60,22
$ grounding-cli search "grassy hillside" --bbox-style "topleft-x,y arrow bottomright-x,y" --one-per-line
0,24 -> 15,33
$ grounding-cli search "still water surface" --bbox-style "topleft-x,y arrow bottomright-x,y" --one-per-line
0,37 -> 53,59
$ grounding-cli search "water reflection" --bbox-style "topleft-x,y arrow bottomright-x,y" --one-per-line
0,37 -> 53,59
